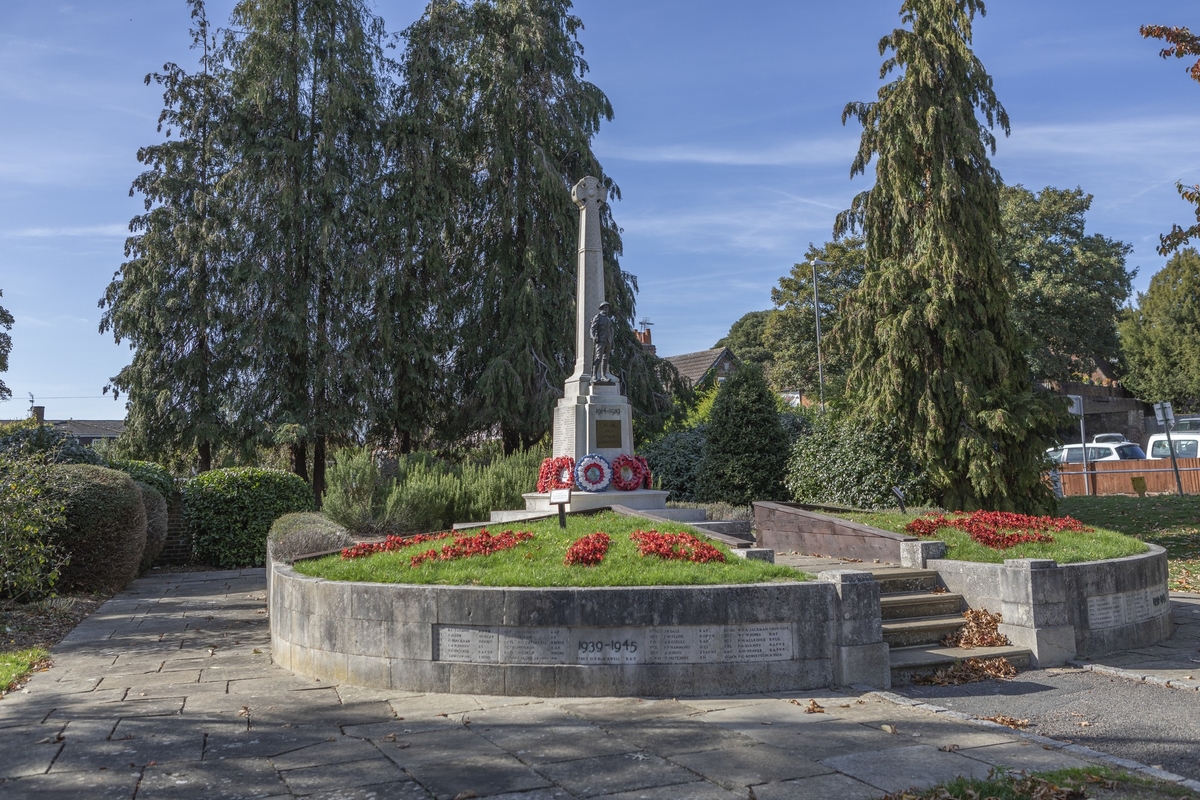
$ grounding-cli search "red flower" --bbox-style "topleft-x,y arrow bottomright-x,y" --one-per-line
904,511 -> 1092,551
611,455 -> 645,492
537,457 -> 576,492
630,529 -> 726,563
341,532 -> 451,560
409,528 -> 534,567
564,532 -> 611,566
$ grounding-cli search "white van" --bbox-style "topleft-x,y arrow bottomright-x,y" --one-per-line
1146,433 -> 1200,460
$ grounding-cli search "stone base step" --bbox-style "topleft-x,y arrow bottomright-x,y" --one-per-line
882,615 -> 967,648
889,644 -> 1032,684
880,591 -> 964,620
872,568 -> 939,594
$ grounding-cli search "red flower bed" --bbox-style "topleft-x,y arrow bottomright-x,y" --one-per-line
905,510 -> 1092,551
409,528 -> 534,567
564,532 -> 611,566
630,529 -> 726,564
341,532 -> 451,560
537,457 -> 576,492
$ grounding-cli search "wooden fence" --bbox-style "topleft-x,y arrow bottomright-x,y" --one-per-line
1057,458 -> 1200,496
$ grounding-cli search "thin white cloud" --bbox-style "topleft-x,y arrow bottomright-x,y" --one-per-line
1004,116 -> 1200,163
3,223 -> 128,238
598,136 -> 859,168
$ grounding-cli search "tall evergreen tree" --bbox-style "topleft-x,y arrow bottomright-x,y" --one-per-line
0,290 -> 12,402
444,0 -> 629,453
100,0 -> 233,471
223,0 -> 389,497
835,0 -> 1063,513
1119,248 -> 1200,411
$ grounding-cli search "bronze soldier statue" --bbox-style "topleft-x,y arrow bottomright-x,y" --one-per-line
590,302 -> 615,385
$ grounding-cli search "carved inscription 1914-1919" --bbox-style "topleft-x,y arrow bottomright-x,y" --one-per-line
435,623 -> 794,666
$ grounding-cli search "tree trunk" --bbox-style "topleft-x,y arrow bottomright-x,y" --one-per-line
313,434 -> 326,508
198,440 -> 212,473
291,441 -> 308,483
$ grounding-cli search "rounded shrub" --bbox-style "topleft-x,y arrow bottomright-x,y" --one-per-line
137,482 -> 169,573
695,366 -> 789,505
641,427 -> 707,502
0,421 -> 105,465
268,512 -> 353,564
109,459 -> 175,501
183,468 -> 314,568
0,458 -> 68,602
45,465 -> 147,592
787,415 -> 929,510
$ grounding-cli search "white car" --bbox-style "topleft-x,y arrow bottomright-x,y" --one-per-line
1046,442 -> 1146,463
1146,433 -> 1200,460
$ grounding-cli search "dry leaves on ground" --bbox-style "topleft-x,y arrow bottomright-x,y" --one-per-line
982,714 -> 1031,729
942,608 -> 1011,648
1,595 -> 106,652
879,772 -> 1087,800
911,657 -> 1018,686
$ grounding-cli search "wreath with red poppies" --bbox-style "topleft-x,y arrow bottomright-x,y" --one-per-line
611,454 -> 645,491
536,456 -> 576,492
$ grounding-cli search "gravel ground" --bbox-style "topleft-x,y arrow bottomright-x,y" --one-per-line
898,667 -> 1200,781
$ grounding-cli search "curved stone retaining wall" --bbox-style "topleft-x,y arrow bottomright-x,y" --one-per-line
927,545 -> 1171,666
268,564 -> 891,696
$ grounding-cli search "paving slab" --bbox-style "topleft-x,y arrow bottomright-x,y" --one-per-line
403,753 -> 553,799
749,772 -> 884,800
278,756 -> 411,796
537,751 -> 697,797
822,743 -> 996,793
137,757 -> 290,799
667,742 -> 832,789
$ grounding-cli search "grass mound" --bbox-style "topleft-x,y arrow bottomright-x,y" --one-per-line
822,509 -> 1147,564
293,512 -> 805,587
0,647 -> 49,697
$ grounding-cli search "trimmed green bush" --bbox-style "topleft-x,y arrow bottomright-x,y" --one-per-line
695,366 -> 788,505
137,483 -> 168,573
183,468 -> 313,568
641,427 -> 707,501
267,512 -> 353,564
0,458 -> 67,602
787,414 -> 929,510
110,459 -> 175,501
46,465 -> 146,592
322,448 -> 387,534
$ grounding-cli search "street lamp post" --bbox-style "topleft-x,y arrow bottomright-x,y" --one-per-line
810,259 -> 832,414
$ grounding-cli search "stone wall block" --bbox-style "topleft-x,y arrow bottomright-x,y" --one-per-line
449,663 -> 505,695
391,586 -> 437,623
350,585 -> 392,622
393,659 -> 449,693
831,643 -> 890,689
900,540 -> 946,569
555,664 -> 618,697
578,589 -> 652,627
346,654 -> 392,690
503,665 -> 558,697
503,589 -> 579,627
388,622 -> 433,661
436,587 -> 506,626
314,581 -> 350,619
345,618 -> 388,657
818,570 -> 883,646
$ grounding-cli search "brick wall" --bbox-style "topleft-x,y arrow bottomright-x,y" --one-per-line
159,491 -> 194,565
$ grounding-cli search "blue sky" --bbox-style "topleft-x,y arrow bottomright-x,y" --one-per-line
1,0 -> 1197,421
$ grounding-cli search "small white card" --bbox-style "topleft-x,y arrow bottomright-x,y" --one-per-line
549,488 -> 571,505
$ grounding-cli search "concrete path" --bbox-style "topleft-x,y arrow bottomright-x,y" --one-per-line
896,593 -> 1200,786
0,571 -> 1130,799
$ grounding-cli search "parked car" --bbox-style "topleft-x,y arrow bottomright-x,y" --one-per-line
1146,433 -> 1200,460
1091,433 -> 1128,444
1046,443 -> 1147,463
1173,416 -> 1200,432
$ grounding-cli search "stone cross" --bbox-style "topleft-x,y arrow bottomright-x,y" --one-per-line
564,176 -> 606,400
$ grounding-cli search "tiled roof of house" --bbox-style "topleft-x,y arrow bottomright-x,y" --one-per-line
0,419 -> 125,438
664,347 -> 731,385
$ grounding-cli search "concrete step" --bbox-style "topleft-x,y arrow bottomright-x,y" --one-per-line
880,591 -> 964,620
872,568 -> 939,594
882,615 -> 966,648
889,644 -> 1033,684
692,520 -> 753,541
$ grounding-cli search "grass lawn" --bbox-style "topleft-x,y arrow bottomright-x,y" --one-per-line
293,511 -> 806,587
822,508 -> 1147,565
1060,495 -> 1200,593
895,765 -> 1193,799
0,647 -> 49,697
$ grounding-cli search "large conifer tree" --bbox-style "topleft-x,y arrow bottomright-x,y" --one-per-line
101,0 -> 233,472
223,0 -> 389,496
836,0 -> 1063,512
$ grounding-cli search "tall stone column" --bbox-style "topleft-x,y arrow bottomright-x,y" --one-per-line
564,176 -> 605,400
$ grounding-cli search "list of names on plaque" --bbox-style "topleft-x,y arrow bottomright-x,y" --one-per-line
1086,587 -> 1170,630
435,623 -> 794,665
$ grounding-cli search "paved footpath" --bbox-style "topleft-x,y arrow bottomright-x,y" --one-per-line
0,571 -> 1182,800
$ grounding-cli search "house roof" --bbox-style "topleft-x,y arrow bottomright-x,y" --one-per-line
0,419 -> 125,439
664,347 -> 733,385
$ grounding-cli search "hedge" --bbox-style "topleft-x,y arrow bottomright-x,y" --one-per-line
267,512 -> 353,564
695,366 -> 788,505
110,459 -> 175,502
46,465 -> 146,592
183,468 -> 314,568
0,458 -> 67,602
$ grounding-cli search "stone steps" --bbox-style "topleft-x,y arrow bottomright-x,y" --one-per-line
867,566 -> 1032,685
880,591 -> 964,620
888,644 -> 1033,684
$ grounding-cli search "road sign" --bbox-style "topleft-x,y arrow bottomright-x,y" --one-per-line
1154,401 -> 1175,428
1067,395 -> 1084,416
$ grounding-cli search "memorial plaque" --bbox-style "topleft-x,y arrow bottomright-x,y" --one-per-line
595,420 -> 622,449
435,623 -> 794,664
1087,588 -> 1170,630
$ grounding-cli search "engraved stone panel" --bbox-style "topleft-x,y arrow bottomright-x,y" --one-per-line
1086,587 -> 1171,630
434,623 -> 793,665
595,420 -> 623,449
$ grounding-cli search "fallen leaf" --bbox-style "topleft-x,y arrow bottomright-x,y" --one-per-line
881,724 -> 897,734
804,700 -> 824,714
839,703 -> 851,708
982,715 -> 1030,730
396,742 -> 410,749
238,706 -> 250,717
942,608 -> 1010,648
451,792 -> 478,800
938,744 -> 960,752
252,648 -> 263,654
1079,721 -> 1091,727
383,733 -> 396,742
912,657 -> 1017,686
